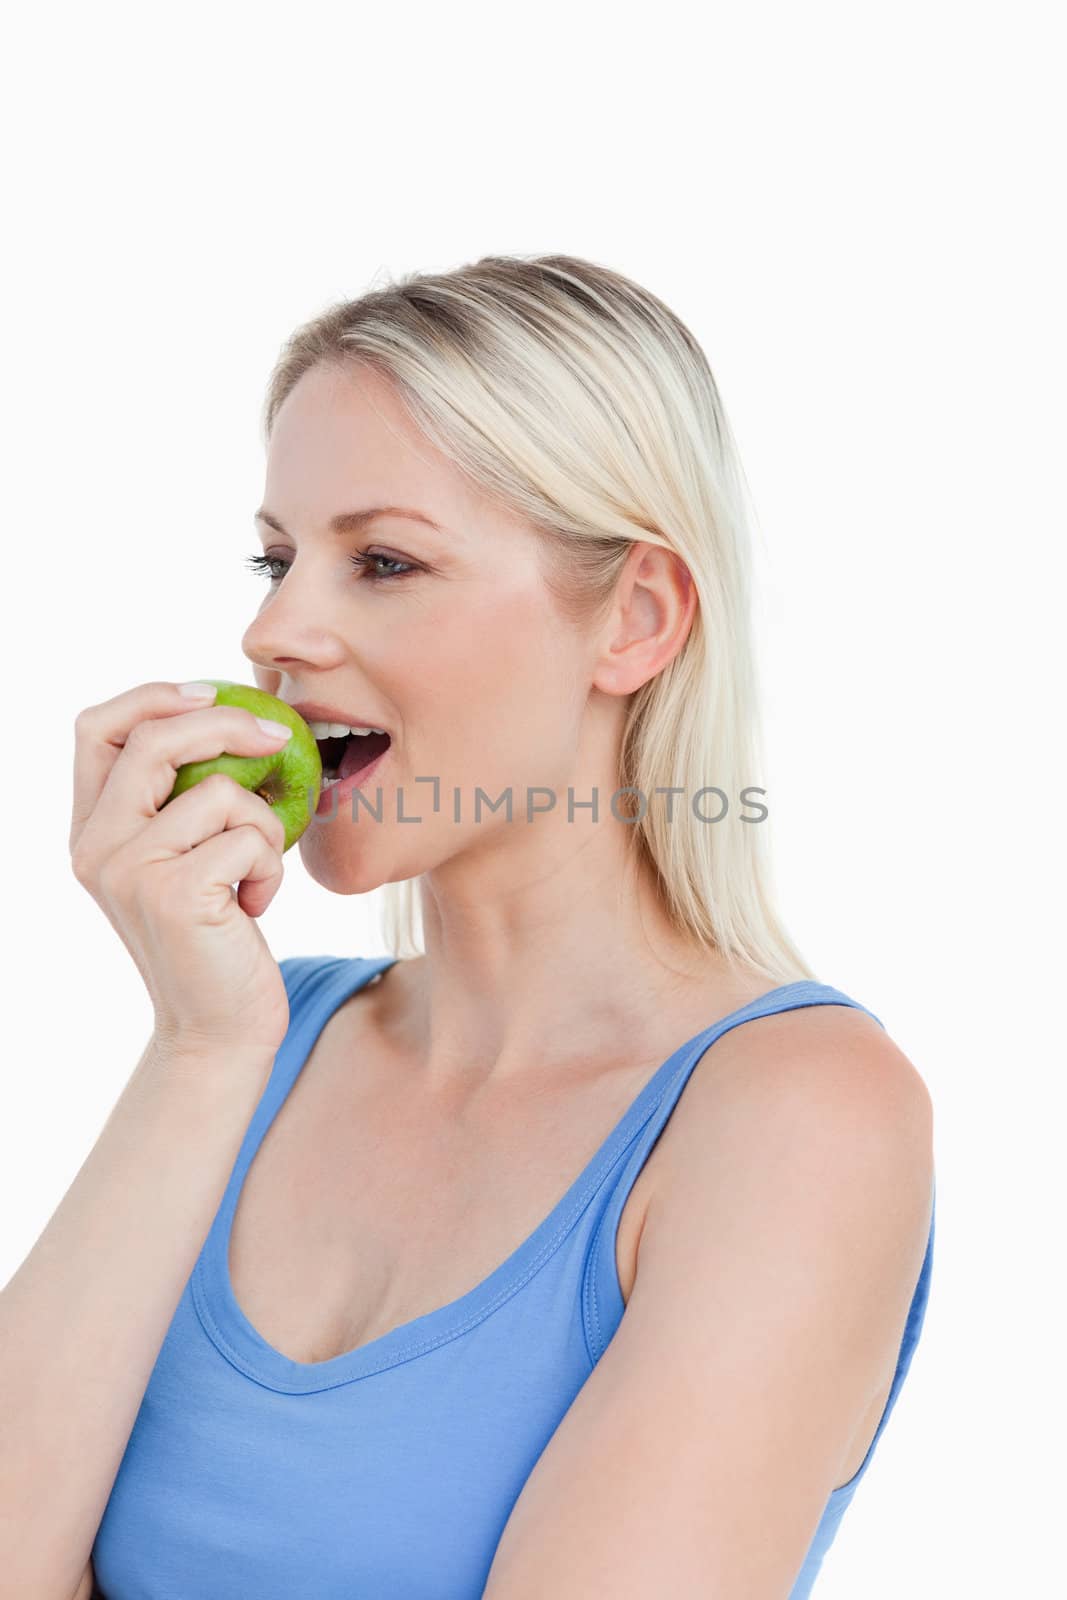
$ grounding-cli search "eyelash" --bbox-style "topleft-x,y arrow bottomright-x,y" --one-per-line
243,550 -> 416,585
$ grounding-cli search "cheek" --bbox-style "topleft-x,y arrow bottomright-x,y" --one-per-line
420,593 -> 563,705
413,599 -> 580,766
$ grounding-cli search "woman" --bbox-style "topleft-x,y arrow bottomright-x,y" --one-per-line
5,254 -> 934,1598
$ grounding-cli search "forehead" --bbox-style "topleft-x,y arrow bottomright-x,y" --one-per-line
263,360 -> 535,548
268,362 -> 427,474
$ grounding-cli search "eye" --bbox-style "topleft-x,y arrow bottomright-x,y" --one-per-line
242,550 -> 417,585
243,552 -> 288,582
348,551 -> 416,582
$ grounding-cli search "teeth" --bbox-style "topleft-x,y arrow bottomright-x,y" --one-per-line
307,719 -> 387,738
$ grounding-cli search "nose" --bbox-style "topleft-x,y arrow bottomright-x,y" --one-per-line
240,577 -> 351,687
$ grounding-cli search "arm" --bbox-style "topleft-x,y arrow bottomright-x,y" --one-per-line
71,1560 -> 94,1600
483,1008 -> 935,1599
0,1037 -> 275,1600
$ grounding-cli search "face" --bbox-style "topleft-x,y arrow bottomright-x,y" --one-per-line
241,360 -> 602,893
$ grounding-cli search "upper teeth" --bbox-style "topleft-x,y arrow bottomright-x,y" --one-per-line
308,720 -> 387,738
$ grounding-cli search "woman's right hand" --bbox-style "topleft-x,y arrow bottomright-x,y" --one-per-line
69,680 -> 298,1062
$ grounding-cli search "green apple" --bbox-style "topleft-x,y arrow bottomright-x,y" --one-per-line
163,680 -> 322,851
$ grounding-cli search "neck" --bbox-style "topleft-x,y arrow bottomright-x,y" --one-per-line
372,813 -> 759,1098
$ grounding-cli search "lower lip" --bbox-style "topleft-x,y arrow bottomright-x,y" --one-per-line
315,744 -> 391,816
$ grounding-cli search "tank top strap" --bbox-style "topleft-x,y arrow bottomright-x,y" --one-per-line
582,981 -> 885,1366
277,952 -> 397,1016
223,954 -> 399,1195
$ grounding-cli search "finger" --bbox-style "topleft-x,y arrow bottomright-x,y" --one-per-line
139,772 -> 288,863
70,681 -> 219,853
159,822 -> 285,925
76,706 -> 292,867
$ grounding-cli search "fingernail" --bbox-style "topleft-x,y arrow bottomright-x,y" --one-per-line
179,681 -> 217,700
255,716 -> 292,740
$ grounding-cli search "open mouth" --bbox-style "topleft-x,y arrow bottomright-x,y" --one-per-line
316,730 -> 392,783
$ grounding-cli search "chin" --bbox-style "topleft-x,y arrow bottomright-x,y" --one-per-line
301,853 -> 393,896
296,826 -> 391,894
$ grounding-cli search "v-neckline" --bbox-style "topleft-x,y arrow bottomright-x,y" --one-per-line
192,955 -> 814,1393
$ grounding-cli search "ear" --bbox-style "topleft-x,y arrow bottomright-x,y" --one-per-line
592,540 -> 696,698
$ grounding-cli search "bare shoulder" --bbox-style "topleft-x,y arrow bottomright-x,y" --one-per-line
636,992 -> 935,1288
661,992 -> 931,1168
744,996 -> 935,1147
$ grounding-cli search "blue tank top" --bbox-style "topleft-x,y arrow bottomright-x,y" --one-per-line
92,954 -> 935,1598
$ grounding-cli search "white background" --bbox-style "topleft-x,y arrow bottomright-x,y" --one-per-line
2,3 -> 1062,1594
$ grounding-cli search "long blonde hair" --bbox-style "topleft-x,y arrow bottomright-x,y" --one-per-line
262,253 -> 816,984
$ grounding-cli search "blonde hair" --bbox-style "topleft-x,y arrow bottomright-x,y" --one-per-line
262,253 -> 816,984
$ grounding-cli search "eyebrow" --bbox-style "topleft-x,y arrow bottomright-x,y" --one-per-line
254,505 -> 447,537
